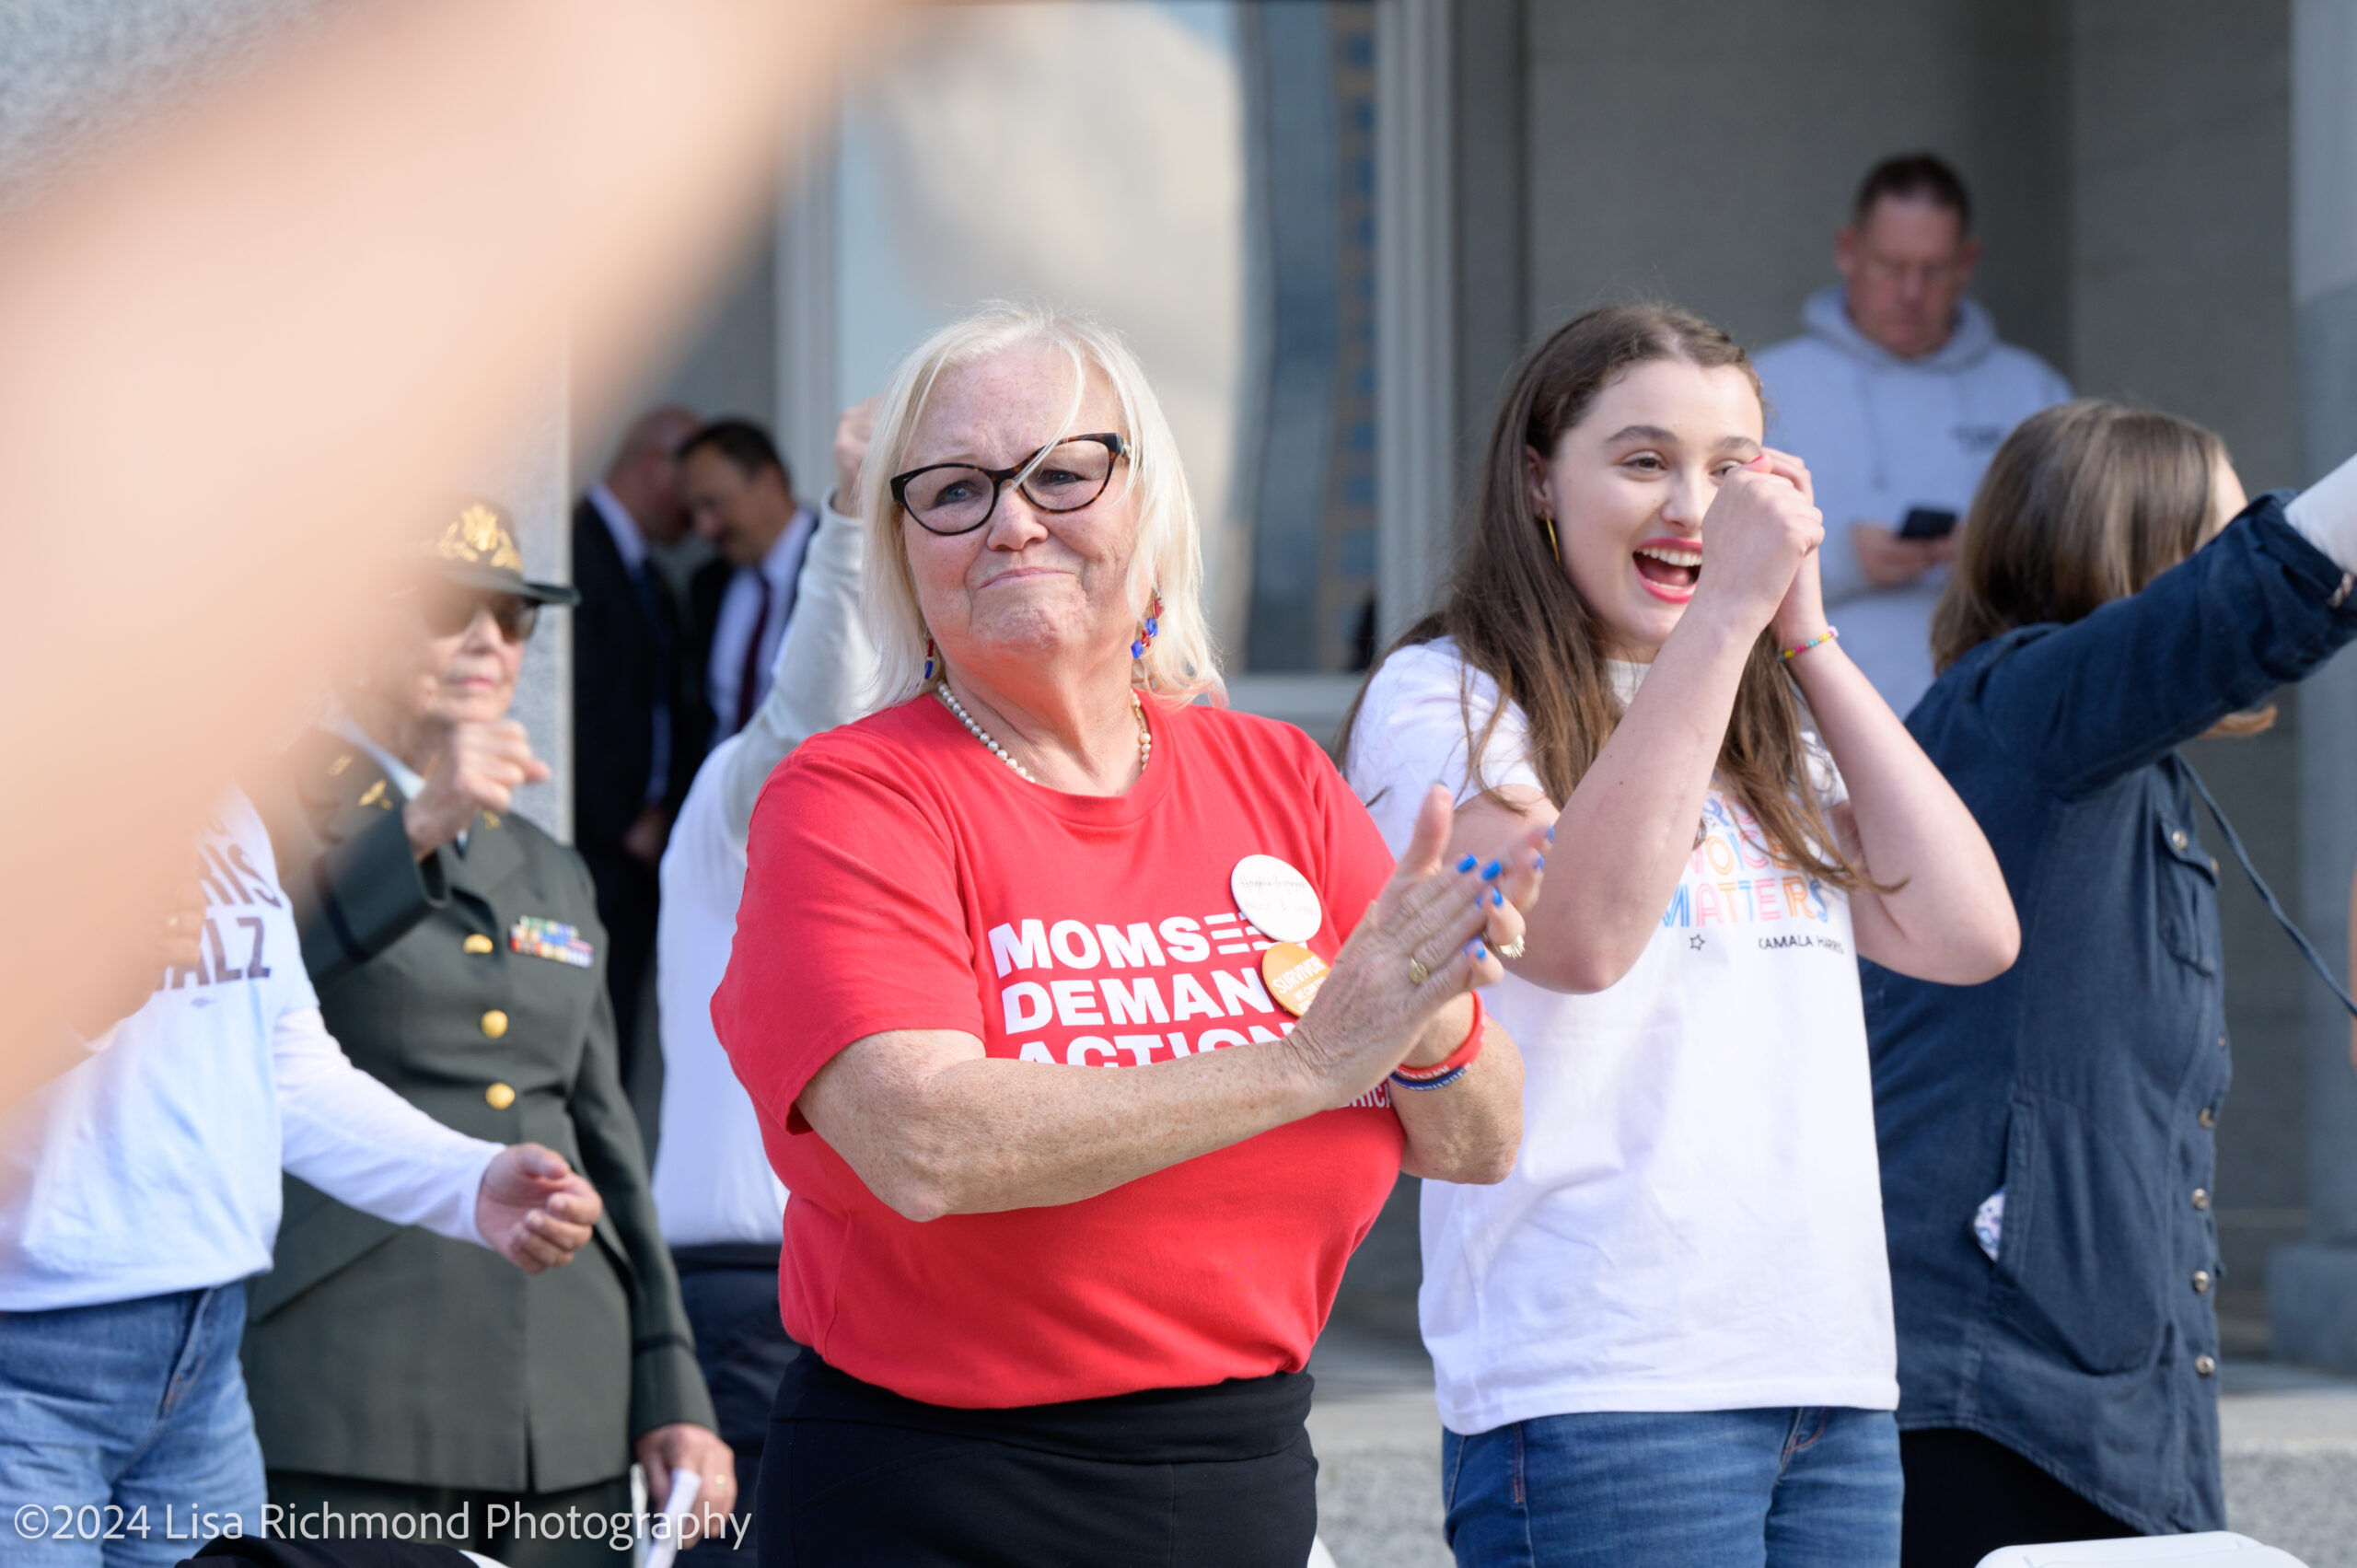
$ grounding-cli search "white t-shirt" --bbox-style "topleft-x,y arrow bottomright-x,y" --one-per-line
1345,638 -> 1898,1434
652,734 -> 789,1248
0,792 -> 498,1311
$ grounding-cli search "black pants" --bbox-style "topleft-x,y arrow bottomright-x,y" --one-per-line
1899,1428 -> 2140,1568
755,1352 -> 1318,1567
676,1248 -> 802,1563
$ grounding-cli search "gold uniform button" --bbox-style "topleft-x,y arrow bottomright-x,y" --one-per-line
2209,855 -> 2220,875
484,1082 -> 516,1110
481,1009 -> 510,1040
2192,1270 -> 2212,1295
2170,829 -> 2189,852
463,935 -> 494,956
2195,1354 -> 2217,1377
2200,1107 -> 2216,1129
2191,1188 -> 2211,1212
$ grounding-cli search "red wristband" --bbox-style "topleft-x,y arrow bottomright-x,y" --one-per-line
1393,993 -> 1485,1081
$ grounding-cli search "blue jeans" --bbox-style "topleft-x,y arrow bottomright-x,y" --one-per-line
1443,1407 -> 1902,1568
0,1285 -> 264,1568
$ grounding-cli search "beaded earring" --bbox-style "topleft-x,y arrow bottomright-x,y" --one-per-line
1129,594 -> 1164,661
922,636 -> 937,683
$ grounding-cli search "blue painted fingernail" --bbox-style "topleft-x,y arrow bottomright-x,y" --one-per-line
1456,854 -> 1478,873
1545,825 -> 1556,842
1533,853 -> 1547,872
1482,860 -> 1503,880
1491,887 -> 1504,906
1467,940 -> 1487,960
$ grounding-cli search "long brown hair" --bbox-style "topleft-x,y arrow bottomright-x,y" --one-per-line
1933,400 -> 2269,738
1339,303 -> 1867,888
1933,401 -> 2231,666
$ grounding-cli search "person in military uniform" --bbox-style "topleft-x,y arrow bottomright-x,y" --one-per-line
244,500 -> 732,1568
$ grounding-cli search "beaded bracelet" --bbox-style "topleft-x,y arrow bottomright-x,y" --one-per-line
1780,625 -> 1839,662
1392,993 -> 1484,1092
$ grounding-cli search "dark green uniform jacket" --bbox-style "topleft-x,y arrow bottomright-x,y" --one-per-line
244,726 -> 714,1493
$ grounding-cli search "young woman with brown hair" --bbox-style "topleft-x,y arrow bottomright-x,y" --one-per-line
1870,401 -> 2357,1565
1341,304 -> 2018,1566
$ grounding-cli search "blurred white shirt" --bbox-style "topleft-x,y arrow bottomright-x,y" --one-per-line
654,494 -> 873,1247
652,733 -> 789,1248
0,791 -> 496,1311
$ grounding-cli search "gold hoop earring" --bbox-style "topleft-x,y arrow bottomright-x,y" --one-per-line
1540,514 -> 1561,562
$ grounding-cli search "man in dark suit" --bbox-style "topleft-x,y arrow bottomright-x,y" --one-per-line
680,418 -> 817,748
573,406 -> 706,1158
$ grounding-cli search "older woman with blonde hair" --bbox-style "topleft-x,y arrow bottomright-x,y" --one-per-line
713,303 -> 1546,1566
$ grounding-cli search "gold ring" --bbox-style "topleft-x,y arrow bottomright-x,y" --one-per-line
1497,935 -> 1526,959
1408,957 -> 1429,986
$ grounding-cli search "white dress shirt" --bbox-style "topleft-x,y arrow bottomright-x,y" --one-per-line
0,791 -> 499,1312
705,506 -> 817,738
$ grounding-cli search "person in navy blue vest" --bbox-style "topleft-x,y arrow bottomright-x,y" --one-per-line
1869,401 -> 2357,1564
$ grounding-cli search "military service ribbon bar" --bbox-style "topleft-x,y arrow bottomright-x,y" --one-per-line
509,916 -> 595,969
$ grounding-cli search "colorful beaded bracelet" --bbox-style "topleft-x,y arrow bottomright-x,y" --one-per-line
1779,625 -> 1840,662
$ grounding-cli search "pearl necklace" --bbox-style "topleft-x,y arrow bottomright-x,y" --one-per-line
935,680 -> 1151,785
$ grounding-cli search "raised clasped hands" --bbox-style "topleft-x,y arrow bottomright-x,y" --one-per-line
474,1142 -> 603,1273
1689,447 -> 1825,646
1284,785 -> 1548,1105
402,718 -> 552,857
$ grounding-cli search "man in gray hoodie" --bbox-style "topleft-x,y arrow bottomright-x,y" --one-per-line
1755,153 -> 2070,715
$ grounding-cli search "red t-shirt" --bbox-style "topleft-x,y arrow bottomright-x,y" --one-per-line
713,694 -> 1404,1409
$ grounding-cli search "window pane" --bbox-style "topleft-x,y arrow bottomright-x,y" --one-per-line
1237,3 -> 1380,672
835,0 -> 1376,674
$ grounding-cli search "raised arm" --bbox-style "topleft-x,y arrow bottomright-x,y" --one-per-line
1767,499 -> 2017,983
1968,459 -> 2357,799
720,401 -> 881,849
1444,459 -> 1823,993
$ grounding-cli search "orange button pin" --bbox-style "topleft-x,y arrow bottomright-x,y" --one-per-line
1261,943 -> 1331,1017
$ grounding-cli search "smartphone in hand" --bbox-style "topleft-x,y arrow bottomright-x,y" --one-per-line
1897,506 -> 1959,541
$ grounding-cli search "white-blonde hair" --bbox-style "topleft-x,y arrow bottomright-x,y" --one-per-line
858,302 -> 1218,709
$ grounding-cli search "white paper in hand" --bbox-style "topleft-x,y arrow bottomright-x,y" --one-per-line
642,1467 -> 703,1568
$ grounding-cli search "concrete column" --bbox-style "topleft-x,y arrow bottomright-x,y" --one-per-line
471,362 -> 573,842
2270,0 -> 2357,1369
773,93 -> 840,494
1375,0 -> 1456,645
1451,0 -> 1524,462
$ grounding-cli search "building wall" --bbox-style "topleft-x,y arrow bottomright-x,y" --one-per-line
2068,0 -> 2305,1334
1520,0 -> 2070,368
574,227 -> 779,493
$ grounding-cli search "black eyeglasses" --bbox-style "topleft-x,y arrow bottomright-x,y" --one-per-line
415,589 -> 539,645
889,434 -> 1129,537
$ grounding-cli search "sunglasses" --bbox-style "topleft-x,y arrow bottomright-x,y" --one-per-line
416,589 -> 540,645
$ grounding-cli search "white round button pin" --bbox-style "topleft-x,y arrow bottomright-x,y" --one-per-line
1231,854 -> 1322,944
